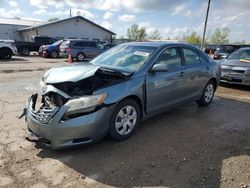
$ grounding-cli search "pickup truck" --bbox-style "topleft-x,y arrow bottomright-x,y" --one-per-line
0,40 -> 18,60
15,36 -> 57,56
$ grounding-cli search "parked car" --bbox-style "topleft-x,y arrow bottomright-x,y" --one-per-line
22,42 -> 220,149
39,40 -> 64,58
16,36 -> 57,56
214,45 -> 240,60
59,39 -> 106,61
220,47 -> 250,85
0,40 -> 18,60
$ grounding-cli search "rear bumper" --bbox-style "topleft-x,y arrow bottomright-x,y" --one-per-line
25,94 -> 115,149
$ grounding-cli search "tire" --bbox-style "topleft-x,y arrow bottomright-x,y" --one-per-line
196,80 -> 215,106
76,53 -> 85,61
21,48 -> 30,56
109,99 -> 141,141
0,48 -> 12,60
50,50 -> 58,58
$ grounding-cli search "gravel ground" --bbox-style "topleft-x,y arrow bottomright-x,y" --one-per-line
0,57 -> 249,188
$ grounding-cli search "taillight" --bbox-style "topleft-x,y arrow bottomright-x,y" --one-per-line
65,48 -> 71,51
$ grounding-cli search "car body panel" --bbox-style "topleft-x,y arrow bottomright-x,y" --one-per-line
43,64 -> 101,83
24,42 -> 220,149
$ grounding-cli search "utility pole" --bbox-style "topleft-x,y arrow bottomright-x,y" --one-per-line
69,9 -> 72,18
201,0 -> 211,50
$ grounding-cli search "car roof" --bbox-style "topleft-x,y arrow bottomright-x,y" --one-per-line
237,47 -> 250,50
122,42 -> 197,49
66,39 -> 97,42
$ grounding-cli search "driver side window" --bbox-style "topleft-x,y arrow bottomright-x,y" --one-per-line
155,47 -> 182,70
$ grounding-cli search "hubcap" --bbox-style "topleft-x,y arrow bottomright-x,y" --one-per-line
115,105 -> 137,136
204,83 -> 214,103
78,54 -> 84,61
51,51 -> 57,58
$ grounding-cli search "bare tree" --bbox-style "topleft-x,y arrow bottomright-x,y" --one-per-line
210,28 -> 230,45
148,29 -> 161,40
127,24 -> 147,40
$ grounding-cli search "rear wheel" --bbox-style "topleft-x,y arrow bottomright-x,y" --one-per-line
109,99 -> 141,141
196,80 -> 215,106
0,48 -> 12,60
21,48 -> 30,56
50,50 -> 58,58
76,53 -> 85,61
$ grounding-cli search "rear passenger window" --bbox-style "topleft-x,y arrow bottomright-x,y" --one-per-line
155,48 -> 182,70
73,42 -> 84,47
182,48 -> 200,65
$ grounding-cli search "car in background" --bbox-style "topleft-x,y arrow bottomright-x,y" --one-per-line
39,40 -> 64,58
0,40 -> 18,60
22,42 -> 220,149
220,47 -> 250,85
59,39 -> 106,61
214,45 -> 239,60
16,36 -> 57,56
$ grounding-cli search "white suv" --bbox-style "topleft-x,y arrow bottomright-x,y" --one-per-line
0,40 -> 18,60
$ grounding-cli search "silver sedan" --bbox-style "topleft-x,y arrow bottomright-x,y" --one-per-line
220,47 -> 250,86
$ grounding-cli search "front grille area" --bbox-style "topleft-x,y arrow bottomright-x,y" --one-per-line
28,94 -> 59,124
222,68 -> 245,75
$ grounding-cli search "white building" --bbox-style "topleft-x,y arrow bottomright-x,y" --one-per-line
0,16 -> 115,43
0,18 -> 43,40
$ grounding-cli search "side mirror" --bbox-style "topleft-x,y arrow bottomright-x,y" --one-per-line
150,64 -> 169,72
97,44 -> 105,50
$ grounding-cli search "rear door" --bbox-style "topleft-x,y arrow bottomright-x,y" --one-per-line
81,41 -> 99,58
146,47 -> 186,113
180,47 -> 209,99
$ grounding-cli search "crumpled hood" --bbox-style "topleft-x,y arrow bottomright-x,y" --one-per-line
43,63 -> 101,84
220,59 -> 250,67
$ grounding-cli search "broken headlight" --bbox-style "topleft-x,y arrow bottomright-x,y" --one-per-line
64,93 -> 107,115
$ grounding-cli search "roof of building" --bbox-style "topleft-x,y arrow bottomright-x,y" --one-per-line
0,18 -> 44,26
17,16 -> 116,35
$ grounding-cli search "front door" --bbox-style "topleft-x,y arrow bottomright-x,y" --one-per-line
146,47 -> 186,114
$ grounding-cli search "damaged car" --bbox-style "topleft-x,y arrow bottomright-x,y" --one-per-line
21,42 -> 220,149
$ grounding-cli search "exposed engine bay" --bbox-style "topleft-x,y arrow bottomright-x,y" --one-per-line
42,67 -> 130,108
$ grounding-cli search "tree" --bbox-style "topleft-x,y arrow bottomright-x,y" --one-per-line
127,24 -> 147,40
210,28 -> 230,45
147,29 -> 161,40
185,32 -> 201,45
47,17 -> 60,22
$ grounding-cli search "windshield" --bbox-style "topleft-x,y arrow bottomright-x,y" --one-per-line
52,40 -> 63,46
90,44 -> 157,71
227,49 -> 250,61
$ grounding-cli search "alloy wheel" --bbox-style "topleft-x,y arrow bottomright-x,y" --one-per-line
115,105 -> 137,136
204,83 -> 214,103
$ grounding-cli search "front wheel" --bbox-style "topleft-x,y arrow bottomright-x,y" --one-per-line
196,80 -> 215,106
109,99 -> 141,141
21,48 -> 30,56
50,50 -> 58,58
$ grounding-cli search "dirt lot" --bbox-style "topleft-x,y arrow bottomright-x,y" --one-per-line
0,56 -> 250,188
